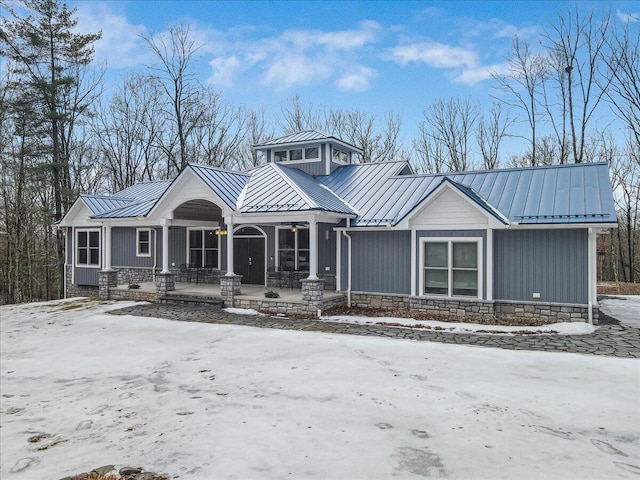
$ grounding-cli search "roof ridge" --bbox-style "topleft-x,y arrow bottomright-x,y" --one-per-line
188,162 -> 250,176
270,163 -> 318,210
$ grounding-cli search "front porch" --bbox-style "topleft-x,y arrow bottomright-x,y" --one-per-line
107,281 -> 346,315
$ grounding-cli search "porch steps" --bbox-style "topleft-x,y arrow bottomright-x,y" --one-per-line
158,295 -> 224,307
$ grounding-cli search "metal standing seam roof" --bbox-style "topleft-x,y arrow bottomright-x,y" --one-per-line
350,162 -> 616,227
187,164 -> 249,210
277,165 -> 354,214
91,199 -> 158,219
253,129 -> 362,153
80,195 -> 132,215
111,180 -> 173,200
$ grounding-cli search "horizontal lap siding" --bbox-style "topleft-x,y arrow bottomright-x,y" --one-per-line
494,229 -> 588,304
351,231 -> 411,294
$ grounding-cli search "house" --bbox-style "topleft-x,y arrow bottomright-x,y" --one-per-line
57,130 -> 617,323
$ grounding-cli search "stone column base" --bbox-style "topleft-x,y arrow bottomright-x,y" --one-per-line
98,270 -> 119,300
155,272 -> 175,298
301,278 -> 325,316
220,275 -> 242,307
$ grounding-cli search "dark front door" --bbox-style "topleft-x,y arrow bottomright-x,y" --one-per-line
234,237 -> 265,285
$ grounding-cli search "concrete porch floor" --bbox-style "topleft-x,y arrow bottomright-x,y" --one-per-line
111,281 -> 344,303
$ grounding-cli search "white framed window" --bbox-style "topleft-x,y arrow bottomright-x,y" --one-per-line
273,147 -> 320,163
276,226 -> 310,271
419,237 -> 482,298
332,148 -> 349,164
76,229 -> 100,267
187,228 -> 219,268
137,228 -> 151,257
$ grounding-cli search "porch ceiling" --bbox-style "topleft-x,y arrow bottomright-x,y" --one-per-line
174,199 -> 223,222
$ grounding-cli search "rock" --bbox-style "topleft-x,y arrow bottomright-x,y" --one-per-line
120,466 -> 143,476
92,465 -> 115,475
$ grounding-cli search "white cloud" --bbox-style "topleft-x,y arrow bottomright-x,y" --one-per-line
617,9 -> 640,23
390,42 -> 477,69
389,41 -> 509,86
335,66 -> 376,92
206,20 -> 379,92
74,3 -> 150,69
209,56 -> 242,88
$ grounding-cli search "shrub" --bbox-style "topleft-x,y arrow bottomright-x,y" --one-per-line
128,283 -> 141,290
264,290 -> 280,298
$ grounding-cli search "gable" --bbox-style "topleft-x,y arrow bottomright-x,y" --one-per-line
57,198 -> 96,226
407,186 -> 491,229
147,168 -> 234,221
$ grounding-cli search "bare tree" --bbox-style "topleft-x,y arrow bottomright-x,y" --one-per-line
544,7 -> 612,163
240,108 -> 273,170
603,16 -> 640,153
477,103 -> 514,169
416,98 -> 479,171
492,37 -> 547,165
143,23 -> 204,174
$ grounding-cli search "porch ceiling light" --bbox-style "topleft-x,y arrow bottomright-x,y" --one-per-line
291,223 -> 297,233
215,229 -> 228,236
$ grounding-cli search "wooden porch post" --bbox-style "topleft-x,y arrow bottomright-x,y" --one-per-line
161,220 -> 170,274
226,220 -> 235,275
308,217 -> 318,280
104,223 -> 112,271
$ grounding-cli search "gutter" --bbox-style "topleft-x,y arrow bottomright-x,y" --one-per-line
341,220 -> 352,307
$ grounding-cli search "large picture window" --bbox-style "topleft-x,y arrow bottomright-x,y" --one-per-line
76,229 -> 100,267
188,229 -> 219,268
422,239 -> 480,298
277,226 -> 309,271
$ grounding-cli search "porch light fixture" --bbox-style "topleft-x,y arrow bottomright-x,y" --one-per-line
215,229 -> 228,236
291,224 -> 297,233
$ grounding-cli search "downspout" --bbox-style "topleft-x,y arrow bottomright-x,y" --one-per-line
587,228 -> 594,325
341,220 -> 352,307
153,228 -> 158,282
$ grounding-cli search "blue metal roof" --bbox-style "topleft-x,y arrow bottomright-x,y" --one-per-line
187,164 -> 249,209
80,195 -> 131,215
351,162 -> 616,227
278,165 -> 353,214
253,129 -> 362,153
92,199 -> 157,219
112,181 -> 172,200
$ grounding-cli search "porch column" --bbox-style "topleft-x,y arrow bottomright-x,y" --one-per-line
308,218 -> 318,280
104,223 -> 112,271
161,221 -> 170,273
226,221 -> 235,275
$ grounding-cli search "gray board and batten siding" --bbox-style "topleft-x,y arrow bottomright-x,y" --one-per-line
493,229 -> 588,304
340,230 -> 412,295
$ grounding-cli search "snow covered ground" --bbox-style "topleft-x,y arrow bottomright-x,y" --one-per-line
1,299 -> 639,480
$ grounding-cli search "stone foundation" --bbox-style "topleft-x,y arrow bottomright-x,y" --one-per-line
65,265 -> 99,298
155,273 -> 175,297
220,275 -> 242,307
115,267 -> 155,285
301,278 -> 325,315
98,270 -> 119,300
108,289 -> 156,302
349,292 -> 597,324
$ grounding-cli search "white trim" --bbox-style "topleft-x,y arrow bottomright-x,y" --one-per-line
275,224 -> 310,271
509,222 -> 618,229
272,146 -> 322,164
336,228 -> 341,291
397,181 -> 509,230
418,237 -> 483,300
136,228 -> 152,257
75,228 -> 101,269
486,229 -> 493,301
186,227 -> 221,268
410,228 -> 417,296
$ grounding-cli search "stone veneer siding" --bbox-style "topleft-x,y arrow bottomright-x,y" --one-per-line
234,293 -> 346,316
108,289 -> 156,302
349,292 -> 597,324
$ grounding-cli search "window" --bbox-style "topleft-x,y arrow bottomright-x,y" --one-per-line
76,229 -> 100,267
332,148 -> 349,164
137,228 -> 151,257
272,147 -> 320,162
422,239 -> 480,298
277,226 -> 310,271
188,229 -> 219,268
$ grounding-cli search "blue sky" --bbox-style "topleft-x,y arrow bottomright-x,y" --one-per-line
71,0 -> 639,154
